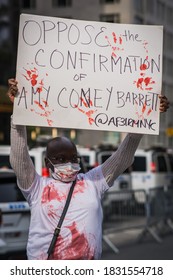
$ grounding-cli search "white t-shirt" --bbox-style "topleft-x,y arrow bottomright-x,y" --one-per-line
21,166 -> 109,260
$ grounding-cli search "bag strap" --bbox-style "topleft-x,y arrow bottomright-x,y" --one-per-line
47,179 -> 76,259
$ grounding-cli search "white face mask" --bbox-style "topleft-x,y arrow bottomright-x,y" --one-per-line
49,162 -> 81,182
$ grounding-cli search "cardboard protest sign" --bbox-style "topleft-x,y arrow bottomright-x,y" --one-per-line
13,13 -> 163,134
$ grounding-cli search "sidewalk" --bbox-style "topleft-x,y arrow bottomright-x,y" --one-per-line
101,228 -> 173,260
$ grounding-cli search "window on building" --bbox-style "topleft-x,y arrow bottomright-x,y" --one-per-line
21,0 -> 36,9
166,32 -> 173,51
0,27 -> 9,46
100,0 -> 120,3
166,84 -> 173,98
134,16 -> 144,25
167,6 -> 173,25
163,56 -> 166,74
100,14 -> 120,23
134,0 -> 143,14
146,0 -> 155,14
167,59 -> 173,77
157,0 -> 165,21
52,0 -> 72,7
0,0 -> 9,7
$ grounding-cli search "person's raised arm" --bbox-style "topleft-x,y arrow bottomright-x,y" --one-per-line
101,95 -> 170,187
8,78 -> 36,189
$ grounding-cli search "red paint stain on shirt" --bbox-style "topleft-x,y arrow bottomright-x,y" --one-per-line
52,222 -> 95,260
73,180 -> 85,196
47,204 -> 58,219
41,184 -> 66,204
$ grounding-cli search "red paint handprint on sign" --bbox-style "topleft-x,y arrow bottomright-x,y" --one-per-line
134,74 -> 156,91
105,32 -> 124,57
74,97 -> 97,125
30,100 -> 54,126
135,101 -> 152,121
22,66 -> 53,126
23,67 -> 47,93
134,40 -> 156,91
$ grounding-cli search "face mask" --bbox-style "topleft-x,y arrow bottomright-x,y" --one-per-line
49,162 -> 81,182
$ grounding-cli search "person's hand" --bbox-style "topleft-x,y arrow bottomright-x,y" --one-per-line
159,95 -> 169,113
7,78 -> 18,103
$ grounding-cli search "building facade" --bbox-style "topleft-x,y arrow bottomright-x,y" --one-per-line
0,0 -> 173,148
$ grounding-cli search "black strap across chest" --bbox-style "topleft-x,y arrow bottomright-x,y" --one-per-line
47,179 -> 76,259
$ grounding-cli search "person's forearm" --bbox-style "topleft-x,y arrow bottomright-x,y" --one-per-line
102,133 -> 142,187
10,116 -> 36,189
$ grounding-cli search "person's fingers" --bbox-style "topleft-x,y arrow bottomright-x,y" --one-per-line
7,78 -> 18,103
159,95 -> 168,103
158,95 -> 169,112
159,103 -> 169,112
8,94 -> 15,103
9,85 -> 18,93
160,100 -> 169,107
7,90 -> 15,103
8,78 -> 17,86
8,79 -> 18,93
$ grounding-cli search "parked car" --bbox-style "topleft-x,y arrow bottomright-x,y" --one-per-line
0,145 -> 48,176
29,146 -> 49,176
97,149 -> 132,208
0,146 -> 12,170
0,170 -> 30,258
77,144 -> 132,204
131,147 -> 173,203
77,146 -> 97,171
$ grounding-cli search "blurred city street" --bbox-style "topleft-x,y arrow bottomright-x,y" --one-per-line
101,228 -> 173,260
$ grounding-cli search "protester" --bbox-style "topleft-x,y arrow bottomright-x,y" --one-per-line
7,78 -> 169,260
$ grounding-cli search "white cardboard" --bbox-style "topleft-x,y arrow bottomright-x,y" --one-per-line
13,14 -> 163,135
